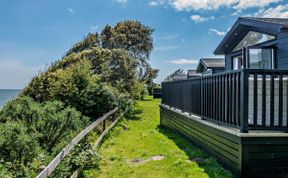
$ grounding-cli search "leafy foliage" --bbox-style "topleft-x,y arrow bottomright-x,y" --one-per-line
101,20 -> 154,59
66,33 -> 100,57
22,60 -> 121,118
0,97 -> 88,176
0,20 -> 158,177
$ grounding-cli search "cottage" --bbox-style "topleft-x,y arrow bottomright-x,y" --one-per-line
161,17 -> 288,177
214,17 -> 288,71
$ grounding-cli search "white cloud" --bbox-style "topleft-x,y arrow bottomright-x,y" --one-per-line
154,46 -> 178,51
209,28 -> 226,36
170,0 -> 238,11
163,34 -> 178,40
255,4 -> 288,18
169,58 -> 199,64
156,0 -> 282,11
68,7 -> 75,14
234,0 -> 281,10
149,0 -> 165,6
90,25 -> 98,31
115,0 -> 128,4
191,15 -> 214,22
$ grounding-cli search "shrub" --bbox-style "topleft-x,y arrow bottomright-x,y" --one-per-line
0,97 -> 89,152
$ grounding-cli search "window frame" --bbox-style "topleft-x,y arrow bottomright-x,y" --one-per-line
246,46 -> 275,69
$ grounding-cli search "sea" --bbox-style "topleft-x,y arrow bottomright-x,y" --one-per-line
0,89 -> 22,108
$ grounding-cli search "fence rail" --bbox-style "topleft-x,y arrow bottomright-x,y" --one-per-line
162,69 -> 288,133
36,107 -> 121,178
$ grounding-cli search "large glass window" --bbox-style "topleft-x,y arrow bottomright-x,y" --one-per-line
233,31 -> 275,52
248,48 -> 274,69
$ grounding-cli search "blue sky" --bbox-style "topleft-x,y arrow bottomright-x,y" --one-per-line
0,0 -> 287,88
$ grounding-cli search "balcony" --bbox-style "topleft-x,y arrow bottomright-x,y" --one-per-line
162,69 -> 288,133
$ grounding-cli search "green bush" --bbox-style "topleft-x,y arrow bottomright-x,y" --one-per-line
0,97 -> 89,152
0,96 -> 90,176
0,121 -> 41,177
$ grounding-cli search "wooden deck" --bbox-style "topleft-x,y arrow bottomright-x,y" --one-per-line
160,105 -> 288,178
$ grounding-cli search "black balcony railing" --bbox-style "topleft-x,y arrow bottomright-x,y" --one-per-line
162,69 -> 288,133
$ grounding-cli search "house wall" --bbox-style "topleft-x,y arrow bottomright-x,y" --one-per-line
275,32 -> 288,69
224,32 -> 288,71
225,54 -> 232,71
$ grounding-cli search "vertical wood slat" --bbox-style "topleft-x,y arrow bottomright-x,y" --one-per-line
216,76 -> 219,121
279,74 -> 283,127
270,74 -> 275,127
222,75 -> 225,123
229,74 -> 233,124
201,78 -> 203,116
232,73 -> 236,125
213,77 -> 215,120
253,73 -> 258,127
235,73 -> 240,126
240,70 -> 249,133
227,74 -> 230,124
219,75 -> 223,122
225,74 -> 227,124
287,75 -> 288,128
262,74 -> 266,127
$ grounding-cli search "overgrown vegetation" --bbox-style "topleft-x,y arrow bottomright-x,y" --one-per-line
0,20 -> 159,177
84,97 -> 233,178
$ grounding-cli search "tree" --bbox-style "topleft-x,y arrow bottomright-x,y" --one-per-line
101,21 -> 154,59
101,21 -> 158,84
66,33 -> 100,57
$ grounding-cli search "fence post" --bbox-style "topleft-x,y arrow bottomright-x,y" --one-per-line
240,70 -> 249,133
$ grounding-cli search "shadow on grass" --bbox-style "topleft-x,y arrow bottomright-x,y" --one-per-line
157,125 -> 234,178
142,98 -> 153,101
125,107 -> 143,120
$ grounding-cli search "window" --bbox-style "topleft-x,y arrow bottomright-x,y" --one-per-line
232,56 -> 243,70
233,31 -> 275,52
248,48 -> 274,69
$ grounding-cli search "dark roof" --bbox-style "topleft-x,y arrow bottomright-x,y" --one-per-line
201,58 -> 225,68
187,70 -> 202,78
171,74 -> 187,81
196,58 -> 225,73
214,17 -> 288,54
242,17 -> 288,26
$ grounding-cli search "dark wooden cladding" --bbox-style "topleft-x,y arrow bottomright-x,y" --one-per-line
160,105 -> 288,178
162,69 -> 288,132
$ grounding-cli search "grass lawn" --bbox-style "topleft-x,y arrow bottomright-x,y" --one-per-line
84,96 -> 234,178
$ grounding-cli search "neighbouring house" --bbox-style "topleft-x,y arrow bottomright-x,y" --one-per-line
165,73 -> 187,81
161,17 -> 288,177
196,58 -> 225,75
187,69 -> 202,78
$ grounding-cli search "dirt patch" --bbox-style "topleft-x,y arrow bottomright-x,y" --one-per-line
130,155 -> 165,165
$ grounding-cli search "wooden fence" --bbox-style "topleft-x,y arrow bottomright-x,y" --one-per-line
36,107 -> 127,178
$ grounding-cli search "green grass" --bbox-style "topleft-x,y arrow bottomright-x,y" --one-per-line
84,96 -> 234,178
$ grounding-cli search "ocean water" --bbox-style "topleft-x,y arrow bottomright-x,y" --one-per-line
0,89 -> 22,108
